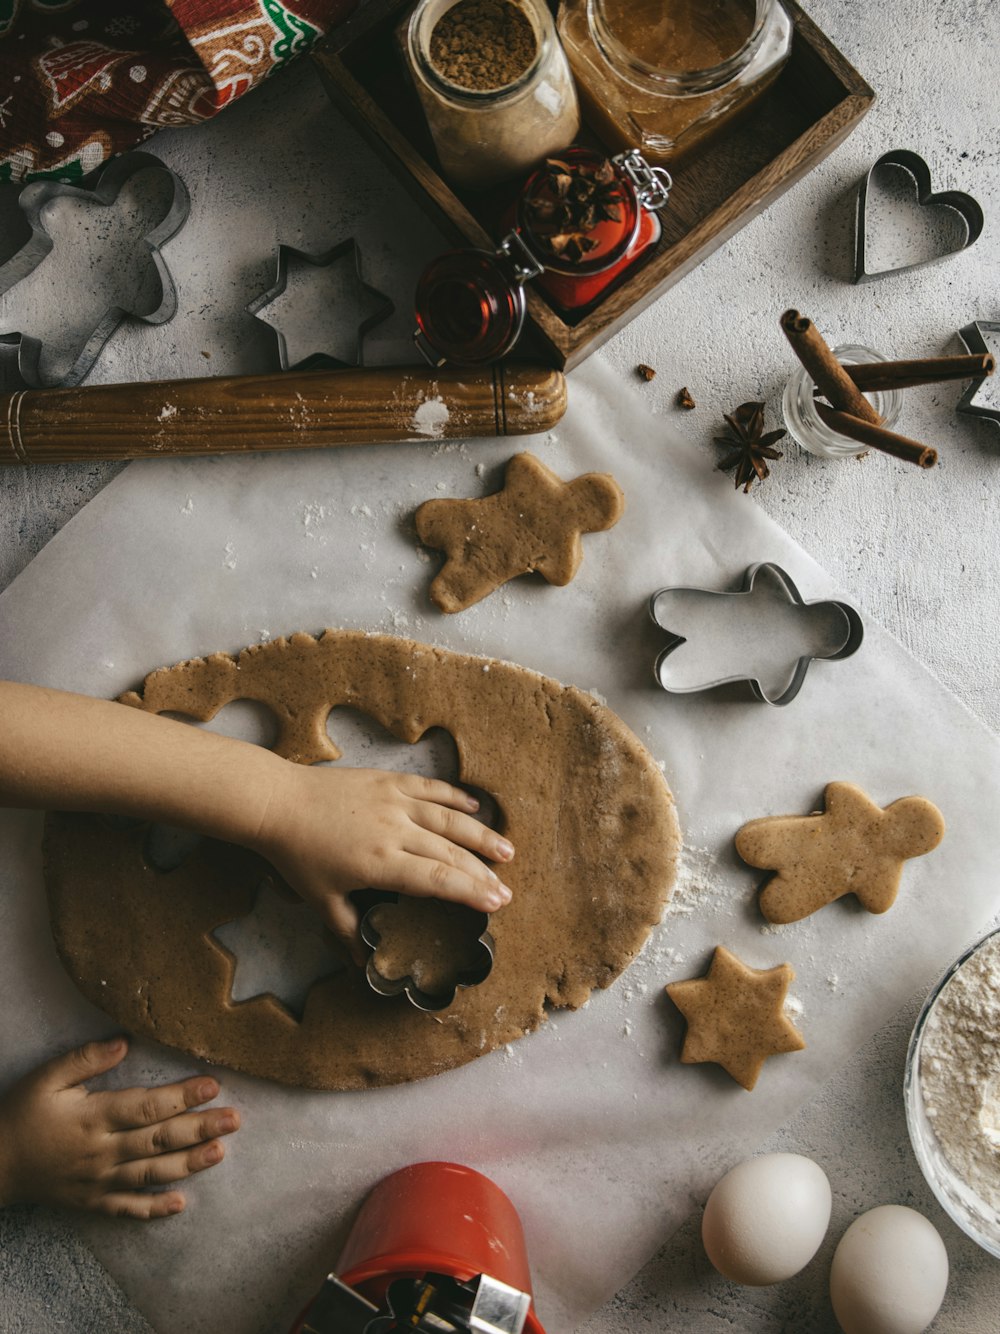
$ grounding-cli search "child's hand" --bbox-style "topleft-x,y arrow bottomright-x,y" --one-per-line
0,1037 -> 239,1219
252,767 -> 515,964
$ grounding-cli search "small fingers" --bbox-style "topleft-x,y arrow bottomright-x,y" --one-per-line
397,774 -> 482,816
111,1140 -> 227,1191
410,802 -> 515,866
102,1076 -> 221,1131
114,1107 -> 240,1163
45,1036 -> 129,1091
393,849 -> 513,912
97,1190 -> 186,1221
320,896 -> 366,968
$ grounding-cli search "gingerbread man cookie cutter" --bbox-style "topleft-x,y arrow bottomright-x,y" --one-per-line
0,151 -> 190,388
649,562 -> 864,706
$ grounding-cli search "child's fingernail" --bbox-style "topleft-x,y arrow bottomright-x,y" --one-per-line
196,1080 -> 218,1102
104,1036 -> 127,1053
465,794 -> 480,812
204,1143 -> 224,1165
495,838 -> 514,860
496,883 -> 513,905
168,1197 -> 184,1215
218,1113 -> 239,1134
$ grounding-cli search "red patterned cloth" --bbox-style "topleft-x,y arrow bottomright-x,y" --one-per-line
0,0 -> 356,183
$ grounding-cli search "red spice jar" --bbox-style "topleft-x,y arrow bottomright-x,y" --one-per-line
414,146 -> 670,367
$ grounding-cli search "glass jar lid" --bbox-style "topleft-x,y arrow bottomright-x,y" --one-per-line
589,0 -> 773,94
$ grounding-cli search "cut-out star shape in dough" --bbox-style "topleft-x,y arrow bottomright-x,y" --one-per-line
213,879 -> 344,1019
666,946 -> 805,1091
414,451 -> 624,613
736,781 -> 945,924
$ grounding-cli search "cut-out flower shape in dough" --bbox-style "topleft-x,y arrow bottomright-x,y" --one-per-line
361,896 -> 495,1012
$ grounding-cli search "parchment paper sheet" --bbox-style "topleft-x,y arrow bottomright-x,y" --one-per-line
1,356 -> 999,1332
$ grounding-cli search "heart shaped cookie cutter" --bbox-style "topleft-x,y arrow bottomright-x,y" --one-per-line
0,151 -> 190,388
854,148 -> 983,284
649,561 -> 864,706
360,899 -> 495,1012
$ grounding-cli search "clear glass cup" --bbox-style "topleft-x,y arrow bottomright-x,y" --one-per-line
782,345 -> 904,460
904,925 -> 1000,1258
405,0 -> 580,190
557,0 -> 792,164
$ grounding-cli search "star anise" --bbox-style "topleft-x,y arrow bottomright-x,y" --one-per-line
714,401 -> 786,493
523,157 -> 625,264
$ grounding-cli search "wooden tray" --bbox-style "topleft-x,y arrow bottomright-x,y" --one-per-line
313,1 -> 875,371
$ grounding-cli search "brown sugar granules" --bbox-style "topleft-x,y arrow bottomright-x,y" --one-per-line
430,0 -> 537,91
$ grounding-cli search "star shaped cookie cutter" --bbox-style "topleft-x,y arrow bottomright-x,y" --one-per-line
854,148 -> 984,284
359,898 -> 495,1013
0,151 -> 190,388
649,562 -> 864,706
957,320 -> 1000,430
246,238 -> 394,371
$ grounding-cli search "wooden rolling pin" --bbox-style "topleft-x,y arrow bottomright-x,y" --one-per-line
0,364 -> 567,464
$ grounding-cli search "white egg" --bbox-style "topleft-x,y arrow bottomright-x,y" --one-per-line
702,1152 -> 832,1285
830,1205 -> 948,1334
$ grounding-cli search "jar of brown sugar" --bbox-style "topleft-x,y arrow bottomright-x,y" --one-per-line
404,0 -> 580,190
557,0 -> 792,165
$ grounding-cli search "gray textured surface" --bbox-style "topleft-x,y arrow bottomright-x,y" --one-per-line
1,0 -> 999,1330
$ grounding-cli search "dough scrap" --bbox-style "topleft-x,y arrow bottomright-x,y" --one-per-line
43,630 -> 680,1090
414,452 -> 624,613
735,781 -> 945,924
666,946 -> 805,1091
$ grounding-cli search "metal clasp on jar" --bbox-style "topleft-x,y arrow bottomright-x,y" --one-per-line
614,149 -> 673,212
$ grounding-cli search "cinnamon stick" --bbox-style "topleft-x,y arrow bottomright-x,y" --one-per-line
844,353 -> 995,393
814,403 -> 937,469
780,309 -> 881,425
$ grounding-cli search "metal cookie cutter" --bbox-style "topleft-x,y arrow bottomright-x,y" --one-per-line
649,562 -> 864,706
246,237 -> 393,371
0,151 -> 189,388
957,320 -> 1000,430
854,148 -> 984,284
302,1272 -> 531,1334
360,898 -> 495,1013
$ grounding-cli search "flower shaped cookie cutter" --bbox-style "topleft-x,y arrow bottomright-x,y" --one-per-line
649,562 -> 864,706
360,897 -> 495,1012
0,151 -> 190,388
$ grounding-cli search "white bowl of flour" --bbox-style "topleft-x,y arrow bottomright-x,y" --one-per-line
905,924 -> 1000,1256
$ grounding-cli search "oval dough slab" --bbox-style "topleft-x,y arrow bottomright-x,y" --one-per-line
44,631 -> 680,1090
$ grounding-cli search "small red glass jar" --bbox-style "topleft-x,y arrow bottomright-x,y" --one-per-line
414,147 -> 671,367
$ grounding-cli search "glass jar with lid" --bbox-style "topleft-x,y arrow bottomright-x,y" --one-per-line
557,0 -> 792,165
404,0 -> 580,191
413,147 -> 671,365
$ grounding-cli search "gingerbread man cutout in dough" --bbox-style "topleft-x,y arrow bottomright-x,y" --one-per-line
735,781 -> 945,924
414,452 -> 624,613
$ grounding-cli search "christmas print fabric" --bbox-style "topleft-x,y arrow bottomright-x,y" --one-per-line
0,0 -> 356,183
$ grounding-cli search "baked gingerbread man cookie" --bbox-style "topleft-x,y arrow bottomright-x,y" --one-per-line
666,945 -> 805,1091
414,451 -> 624,613
736,781 -> 945,924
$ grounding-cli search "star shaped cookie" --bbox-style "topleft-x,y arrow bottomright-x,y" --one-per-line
666,946 -> 805,1091
414,452 -> 624,613
735,781 -> 945,924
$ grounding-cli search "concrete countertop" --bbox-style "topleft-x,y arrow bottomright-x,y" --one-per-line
1,0 -> 999,1330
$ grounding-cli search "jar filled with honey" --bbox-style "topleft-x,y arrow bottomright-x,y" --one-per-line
556,0 -> 792,165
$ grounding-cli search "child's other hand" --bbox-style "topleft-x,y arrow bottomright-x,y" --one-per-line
253,767 -> 515,965
0,1037 -> 239,1218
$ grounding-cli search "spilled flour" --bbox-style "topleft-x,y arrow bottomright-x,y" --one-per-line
920,931 -> 1000,1212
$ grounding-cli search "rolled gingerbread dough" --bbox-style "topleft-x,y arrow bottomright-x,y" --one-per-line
44,631 -> 680,1090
